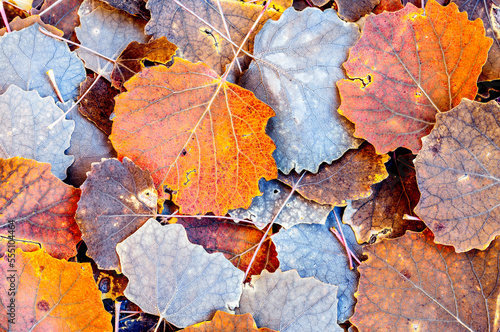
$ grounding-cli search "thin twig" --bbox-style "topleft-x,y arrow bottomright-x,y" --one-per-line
38,0 -> 63,16
215,0 -> 242,73
114,301 -> 121,332
0,1 -> 11,33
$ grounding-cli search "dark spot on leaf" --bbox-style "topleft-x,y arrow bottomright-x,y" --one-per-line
181,149 -> 187,156
99,277 -> 111,293
273,189 -> 279,194
37,300 -> 50,311
400,269 -> 411,279
435,223 -> 446,232
431,145 -> 440,155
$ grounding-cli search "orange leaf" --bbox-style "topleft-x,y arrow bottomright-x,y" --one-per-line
0,249 -> 112,331
352,229 -> 500,331
110,59 -> 277,215
372,0 -> 404,14
0,157 -> 81,259
180,311 -> 277,332
337,0 -> 492,154
176,217 -> 279,282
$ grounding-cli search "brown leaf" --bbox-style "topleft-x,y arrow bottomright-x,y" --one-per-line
414,99 -> 500,252
110,37 -> 178,91
176,217 -> 279,282
279,142 -> 389,206
343,154 -> 425,244
352,229 -> 500,331
0,15 -> 63,37
100,0 -> 149,19
335,0 -> 380,21
32,0 -> 82,44
372,0 -> 403,14
76,158 -> 157,271
180,311 -> 277,332
96,270 -> 128,300
0,157 -> 81,259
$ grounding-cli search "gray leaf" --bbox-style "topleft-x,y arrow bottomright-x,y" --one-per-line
236,269 -> 342,332
0,23 -> 86,101
116,219 -> 245,328
240,7 -> 362,174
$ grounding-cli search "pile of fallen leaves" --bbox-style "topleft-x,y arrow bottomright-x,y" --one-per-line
0,0 -> 499,330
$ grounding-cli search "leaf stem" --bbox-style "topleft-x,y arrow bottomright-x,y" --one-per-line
0,1 -> 11,33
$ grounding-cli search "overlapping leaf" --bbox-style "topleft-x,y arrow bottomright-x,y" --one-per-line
0,249 -> 112,331
180,311 -> 277,332
272,211 -> 361,322
336,0 -> 380,21
117,219 -> 245,328
0,23 -> 86,101
229,179 -> 331,229
32,0 -> 83,43
414,99 -> 500,252
110,59 -> 277,215
75,4 -> 148,80
343,154 -> 425,244
352,229 -> 500,331
0,86 -> 74,179
0,15 -> 63,36
338,0 -> 492,154
236,269 -> 342,332
279,142 -> 389,206
145,0 -> 282,75
0,157 -> 81,259
241,7 -> 361,173
372,0 -> 403,14
76,158 -> 157,270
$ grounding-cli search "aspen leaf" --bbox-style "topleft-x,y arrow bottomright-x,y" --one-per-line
0,157 -> 81,259
0,249 -> 112,331
110,59 -> 277,215
32,0 -> 83,44
0,15 -> 63,37
372,0 -> 404,14
335,0 -> 380,21
338,0 -> 492,154
180,311 -> 277,332
414,99 -> 500,252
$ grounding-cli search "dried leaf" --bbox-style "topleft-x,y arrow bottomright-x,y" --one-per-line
343,153 -> 425,244
110,37 -> 178,91
272,212 -> 361,322
76,158 -> 157,270
335,0 -> 380,21
100,0 -> 149,19
414,99 -> 500,252
75,5 -> 148,80
145,0 -> 282,75
180,311 -> 277,332
96,270 -> 128,300
0,249 -> 112,331
352,229 -> 500,331
337,0 -> 492,154
279,142 -> 389,206
241,7 -> 362,173
236,269 -> 342,332
0,15 -> 63,36
0,86 -> 74,180
176,217 -> 279,282
110,59 -> 277,215
32,0 -> 83,44
372,0 -> 404,14
229,179 -> 331,229
116,219 -> 245,328
0,23 -> 86,101
0,157 -> 81,259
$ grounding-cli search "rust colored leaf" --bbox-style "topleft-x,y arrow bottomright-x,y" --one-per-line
352,229 -> 500,331
110,37 -> 177,91
176,217 -> 279,282
96,270 -> 128,300
0,157 -> 81,259
372,0 -> 403,14
110,59 -> 277,215
279,142 -> 389,206
336,0 -> 380,21
0,249 -> 112,331
337,0 -> 492,154
414,99 -> 500,252
180,311 -> 277,332
145,0 -> 282,74
79,75 -> 120,136
0,15 -> 63,37
76,158 -> 157,270
343,154 -> 425,244
32,0 -> 83,44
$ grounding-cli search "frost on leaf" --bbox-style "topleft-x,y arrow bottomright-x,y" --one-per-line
338,0 -> 492,154
75,4 -> 148,80
228,179 -> 331,229
240,7 -> 362,174
0,23 -> 86,101
414,99 -> 500,252
0,249 -> 112,331
272,211 -> 361,322
145,0 -> 282,75
352,229 -> 500,331
236,269 -> 342,332
0,158 -> 81,259
110,59 -> 277,215
116,219 -> 245,328
0,86 -> 74,180
76,158 -> 157,271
